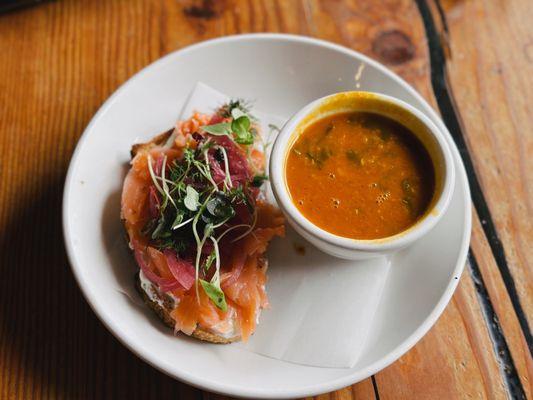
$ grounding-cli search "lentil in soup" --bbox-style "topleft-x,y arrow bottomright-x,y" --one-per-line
286,111 -> 435,239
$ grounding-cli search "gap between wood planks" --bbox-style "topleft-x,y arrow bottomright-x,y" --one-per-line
415,0 -> 528,398
371,376 -> 380,400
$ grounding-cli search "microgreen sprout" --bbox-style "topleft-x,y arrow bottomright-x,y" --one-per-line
216,145 -> 233,190
231,208 -> 257,243
147,154 -> 164,195
201,102 -> 255,145
192,194 -> 212,299
184,185 -> 200,211
160,156 -> 177,209
216,223 -> 251,242
203,149 -> 219,191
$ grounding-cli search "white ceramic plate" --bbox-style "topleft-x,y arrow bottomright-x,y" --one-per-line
63,34 -> 471,398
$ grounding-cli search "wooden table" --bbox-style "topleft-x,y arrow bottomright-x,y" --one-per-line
0,1 -> 531,398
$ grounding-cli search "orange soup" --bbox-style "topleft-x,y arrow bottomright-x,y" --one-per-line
286,112 -> 435,239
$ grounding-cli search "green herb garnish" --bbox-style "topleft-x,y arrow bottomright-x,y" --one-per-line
205,192 -> 235,222
201,104 -> 255,145
346,150 -> 362,166
202,122 -> 232,136
184,185 -> 200,211
203,251 -> 216,272
305,148 -> 332,168
151,215 -> 167,240
231,109 -> 254,144
199,279 -> 227,311
218,99 -> 253,118
251,174 -> 268,187
142,100 -> 263,310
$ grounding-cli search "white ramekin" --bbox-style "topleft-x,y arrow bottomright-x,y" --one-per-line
270,91 -> 455,260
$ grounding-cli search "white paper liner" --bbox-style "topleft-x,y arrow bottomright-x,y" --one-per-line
177,82 -> 391,368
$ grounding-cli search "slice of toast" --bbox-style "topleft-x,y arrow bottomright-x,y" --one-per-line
129,129 -> 241,343
129,130 -> 268,343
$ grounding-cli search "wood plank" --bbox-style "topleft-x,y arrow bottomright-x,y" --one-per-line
376,277 -> 508,399
425,0 -> 533,395
0,0 -> 523,399
470,209 -> 533,398
438,0 -> 533,333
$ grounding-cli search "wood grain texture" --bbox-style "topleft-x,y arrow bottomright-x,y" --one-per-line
439,0 -> 533,335
430,0 -> 533,396
0,0 -> 528,399
470,208 -> 533,398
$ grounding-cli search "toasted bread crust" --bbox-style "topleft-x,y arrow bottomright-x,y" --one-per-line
135,273 -> 240,344
130,129 -> 173,158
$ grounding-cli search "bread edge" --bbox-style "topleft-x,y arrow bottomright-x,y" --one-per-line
135,272 -> 241,344
130,129 -> 173,158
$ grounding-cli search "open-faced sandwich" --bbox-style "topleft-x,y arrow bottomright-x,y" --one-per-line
121,101 -> 284,343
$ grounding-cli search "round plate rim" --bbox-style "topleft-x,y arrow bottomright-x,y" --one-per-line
62,33 -> 472,399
